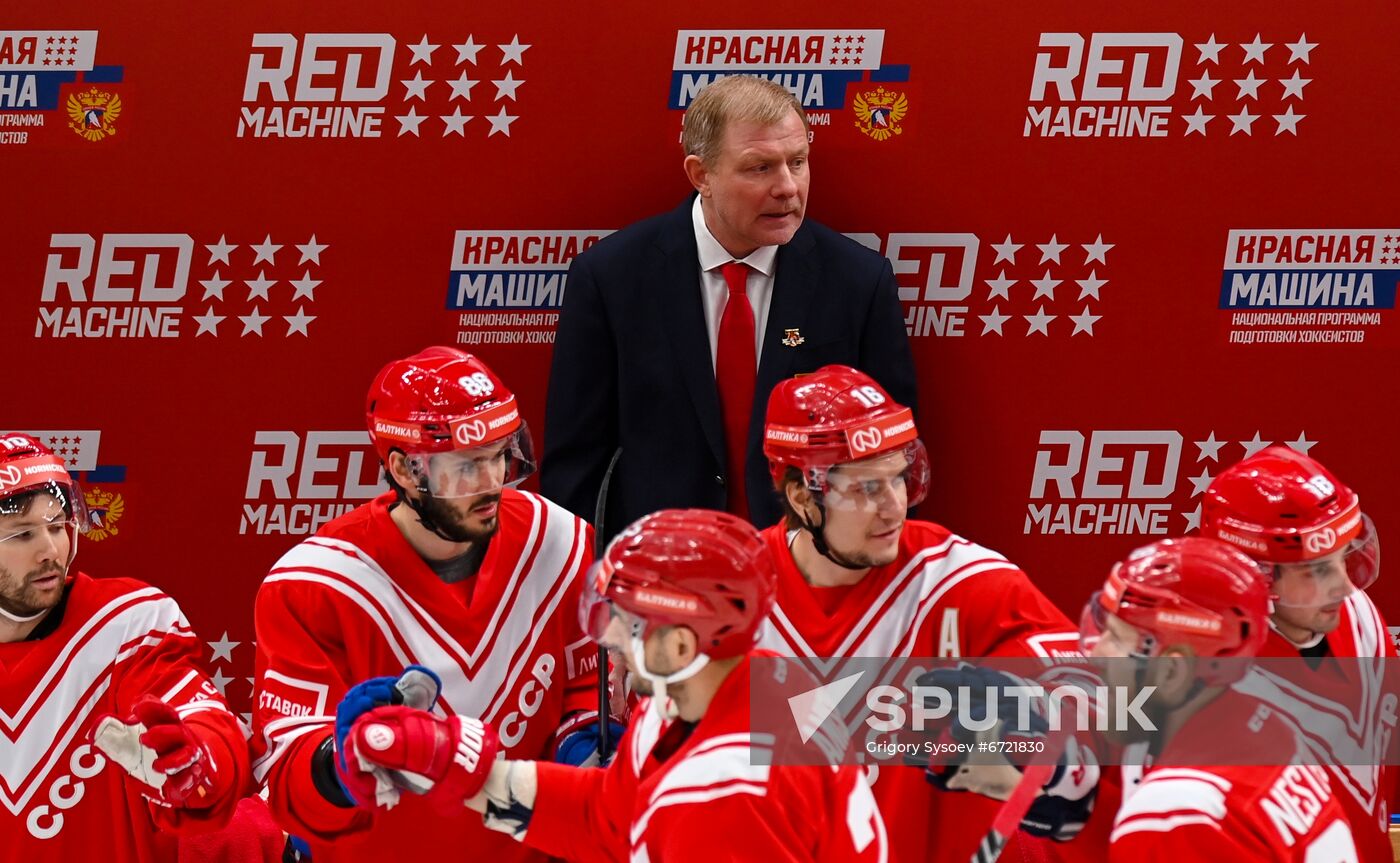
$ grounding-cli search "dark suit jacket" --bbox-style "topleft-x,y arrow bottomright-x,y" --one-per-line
541,196 -> 917,539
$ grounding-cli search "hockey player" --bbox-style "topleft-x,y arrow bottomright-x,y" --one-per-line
1081,537 -> 1362,861
436,508 -> 887,861
1201,447 -> 1394,860
0,433 -> 249,861
251,348 -> 600,862
756,365 -> 1092,863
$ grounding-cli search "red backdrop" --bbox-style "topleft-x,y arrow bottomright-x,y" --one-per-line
6,1 -> 1399,716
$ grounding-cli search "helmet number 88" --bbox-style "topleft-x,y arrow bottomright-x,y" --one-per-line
458,373 -> 495,397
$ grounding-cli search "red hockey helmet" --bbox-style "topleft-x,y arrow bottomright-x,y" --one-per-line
763,365 -> 929,511
1080,537 -> 1271,684
1201,447 -> 1377,601
580,509 -> 776,661
0,433 -> 89,564
365,347 -> 535,498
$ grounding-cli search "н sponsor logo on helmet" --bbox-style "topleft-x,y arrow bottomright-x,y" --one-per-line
1302,528 -> 1338,555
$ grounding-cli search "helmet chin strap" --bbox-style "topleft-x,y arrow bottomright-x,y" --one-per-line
630,636 -> 710,720
797,503 -> 868,572
0,604 -> 46,624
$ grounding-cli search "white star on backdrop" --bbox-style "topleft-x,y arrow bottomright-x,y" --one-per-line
1273,107 -> 1305,136
486,107 -> 517,136
1024,307 -> 1055,336
1228,107 -> 1259,136
442,107 -> 473,136
401,71 -> 433,101
985,271 -> 1016,301
1195,432 -> 1226,462
240,308 -> 270,337
449,71 -> 479,101
1240,35 -> 1272,65
199,272 -> 230,301
1188,71 -> 1219,100
1076,272 -> 1107,300
991,234 -> 1022,265
289,272 -> 321,301
244,272 -> 276,301
1182,106 -> 1213,136
396,107 -> 428,137
284,308 -> 316,337
295,235 -> 327,265
494,71 -> 524,101
499,35 -> 530,65
1285,431 -> 1317,455
1188,468 -> 1215,496
454,36 -> 484,65
210,668 -> 234,695
1279,70 -> 1310,100
206,235 -> 235,266
1285,34 -> 1316,64
1036,235 -> 1068,265
408,35 -> 439,66
1068,307 -> 1100,336
192,308 -> 224,337
207,631 -> 240,663
1234,70 -> 1264,100
1195,34 -> 1225,64
1030,271 -> 1061,301
979,307 -> 1011,336
1240,432 -> 1273,458
1082,234 -> 1113,265
1182,503 -> 1203,532
251,235 -> 282,265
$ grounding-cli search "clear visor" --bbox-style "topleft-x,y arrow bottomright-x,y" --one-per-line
579,562 -> 645,649
811,440 -> 930,513
1269,513 -> 1380,609
0,489 -> 86,566
1078,594 -> 1150,659
405,427 -> 536,499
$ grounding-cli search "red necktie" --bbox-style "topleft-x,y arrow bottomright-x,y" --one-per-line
716,261 -> 756,519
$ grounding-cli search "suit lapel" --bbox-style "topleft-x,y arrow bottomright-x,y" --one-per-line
657,198 -> 725,468
753,226 -> 817,432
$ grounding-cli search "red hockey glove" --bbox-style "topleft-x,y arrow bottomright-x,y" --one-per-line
92,694 -> 219,808
342,705 -> 499,813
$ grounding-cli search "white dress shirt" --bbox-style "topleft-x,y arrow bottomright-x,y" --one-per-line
691,196 -> 777,370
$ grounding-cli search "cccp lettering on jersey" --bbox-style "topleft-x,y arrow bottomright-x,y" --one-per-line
498,652 -> 555,748
24,744 -> 106,840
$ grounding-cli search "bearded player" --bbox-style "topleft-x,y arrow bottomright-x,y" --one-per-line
0,434 -> 249,862
1201,447 -> 1394,861
251,348 -> 601,862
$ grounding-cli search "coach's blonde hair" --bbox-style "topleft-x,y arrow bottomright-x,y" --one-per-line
682,76 -> 808,166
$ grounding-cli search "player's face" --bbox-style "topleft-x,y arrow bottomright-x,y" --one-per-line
820,451 -> 909,566
0,493 -> 71,617
410,443 -> 509,543
697,112 -> 809,258
1088,613 -> 1161,744
1272,552 -> 1353,635
600,608 -> 673,696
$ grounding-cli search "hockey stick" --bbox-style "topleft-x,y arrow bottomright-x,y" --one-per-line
967,731 -> 1066,863
592,447 -> 623,763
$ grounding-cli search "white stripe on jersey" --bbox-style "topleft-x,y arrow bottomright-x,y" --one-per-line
630,738 -> 773,847
0,588 -> 188,815
263,491 -> 584,722
1111,772 -> 1230,841
1111,813 -> 1225,841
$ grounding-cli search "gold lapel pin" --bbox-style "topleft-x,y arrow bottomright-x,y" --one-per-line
781,328 -> 805,347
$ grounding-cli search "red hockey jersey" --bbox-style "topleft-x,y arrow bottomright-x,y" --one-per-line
252,489 -> 595,862
1238,589 -> 1396,863
753,521 -> 1085,863
523,652 -> 888,863
0,572 -> 249,863
1110,693 -> 1360,862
